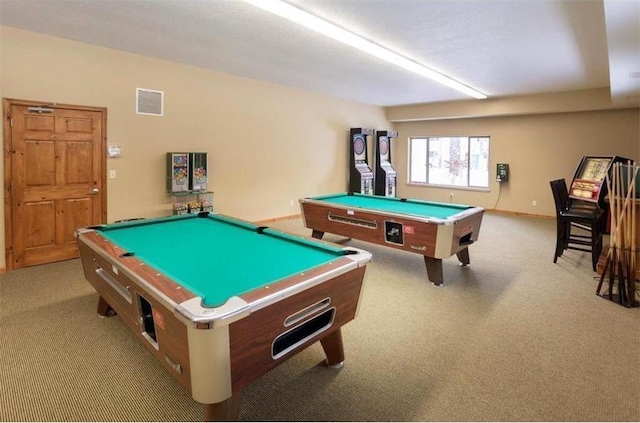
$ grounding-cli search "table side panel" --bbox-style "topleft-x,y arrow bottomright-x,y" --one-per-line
302,201 -> 484,259
301,202 -> 439,256
78,240 -> 140,329
228,266 -> 366,392
78,239 -> 194,393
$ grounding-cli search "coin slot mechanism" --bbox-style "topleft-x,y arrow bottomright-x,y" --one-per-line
385,221 -> 404,245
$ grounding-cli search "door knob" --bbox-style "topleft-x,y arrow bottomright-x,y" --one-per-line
92,188 -> 99,195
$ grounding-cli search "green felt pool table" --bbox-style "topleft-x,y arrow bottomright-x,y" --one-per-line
76,212 -> 371,421
300,192 -> 484,285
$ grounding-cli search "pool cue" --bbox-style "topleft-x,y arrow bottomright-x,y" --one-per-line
606,164 -> 620,299
633,166 -> 637,286
614,163 -> 623,299
623,163 -> 631,303
615,164 -> 638,305
612,164 -> 621,298
597,167 -> 616,296
621,165 -> 638,305
621,163 -> 629,304
611,164 -> 626,301
626,165 -> 638,305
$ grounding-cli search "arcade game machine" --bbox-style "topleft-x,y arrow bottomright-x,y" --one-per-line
374,130 -> 398,197
569,155 -> 632,210
349,128 -> 374,195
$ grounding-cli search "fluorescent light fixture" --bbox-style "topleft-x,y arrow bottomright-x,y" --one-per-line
241,0 -> 487,100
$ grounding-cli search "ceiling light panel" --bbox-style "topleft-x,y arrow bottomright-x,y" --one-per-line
240,0 -> 487,99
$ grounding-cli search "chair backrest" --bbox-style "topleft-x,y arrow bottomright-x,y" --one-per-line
550,179 -> 570,214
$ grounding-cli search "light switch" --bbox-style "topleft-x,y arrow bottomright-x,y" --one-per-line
109,170 -> 117,179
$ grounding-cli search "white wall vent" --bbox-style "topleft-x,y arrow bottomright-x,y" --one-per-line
136,88 -> 164,116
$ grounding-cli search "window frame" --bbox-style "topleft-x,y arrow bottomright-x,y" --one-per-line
408,135 -> 491,190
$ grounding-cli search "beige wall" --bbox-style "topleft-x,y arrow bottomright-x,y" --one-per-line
0,26 -> 390,268
392,109 -> 640,216
2,26 -> 639,271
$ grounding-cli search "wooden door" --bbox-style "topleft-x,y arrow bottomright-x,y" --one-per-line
3,99 -> 106,270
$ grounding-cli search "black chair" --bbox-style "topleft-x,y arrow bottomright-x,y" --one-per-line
549,179 -> 604,271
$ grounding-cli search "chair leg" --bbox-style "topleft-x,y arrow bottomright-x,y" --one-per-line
554,220 -> 566,263
591,222 -> 601,272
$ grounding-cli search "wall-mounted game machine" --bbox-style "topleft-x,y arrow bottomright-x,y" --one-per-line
569,155 -> 633,209
374,130 -> 398,197
349,128 -> 374,195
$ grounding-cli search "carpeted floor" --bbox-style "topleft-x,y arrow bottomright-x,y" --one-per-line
1,212 -> 639,422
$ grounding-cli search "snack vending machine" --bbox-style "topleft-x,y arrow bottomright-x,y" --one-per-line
189,152 -> 208,191
167,152 -> 189,193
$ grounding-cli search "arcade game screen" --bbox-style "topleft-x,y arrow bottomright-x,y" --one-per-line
578,158 -> 610,181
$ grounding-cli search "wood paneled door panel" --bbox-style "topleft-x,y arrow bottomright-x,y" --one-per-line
4,99 -> 107,270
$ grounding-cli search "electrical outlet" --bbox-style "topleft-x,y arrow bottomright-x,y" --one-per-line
449,193 -> 454,203
532,200 -> 537,206
109,170 -> 116,179
290,200 -> 294,207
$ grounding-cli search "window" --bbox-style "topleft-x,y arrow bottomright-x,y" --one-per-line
409,136 -> 490,188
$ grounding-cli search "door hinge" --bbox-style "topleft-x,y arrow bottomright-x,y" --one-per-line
9,118 -> 13,128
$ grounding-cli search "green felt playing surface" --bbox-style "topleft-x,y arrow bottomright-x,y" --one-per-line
98,214 -> 346,307
311,193 -> 469,219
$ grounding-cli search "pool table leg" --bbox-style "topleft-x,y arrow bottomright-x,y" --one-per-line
203,393 -> 242,421
319,328 -> 345,368
97,296 -> 116,317
423,257 -> 443,286
311,229 -> 325,239
456,247 -> 470,266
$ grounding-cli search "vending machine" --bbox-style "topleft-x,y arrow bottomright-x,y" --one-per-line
166,152 -> 189,193
189,152 -> 208,192
374,130 -> 397,197
349,128 -> 374,195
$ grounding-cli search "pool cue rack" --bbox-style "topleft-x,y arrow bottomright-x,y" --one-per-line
374,130 -> 398,197
349,128 -> 374,195
596,162 -> 638,308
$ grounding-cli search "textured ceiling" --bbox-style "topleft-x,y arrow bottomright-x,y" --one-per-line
0,0 -> 638,107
